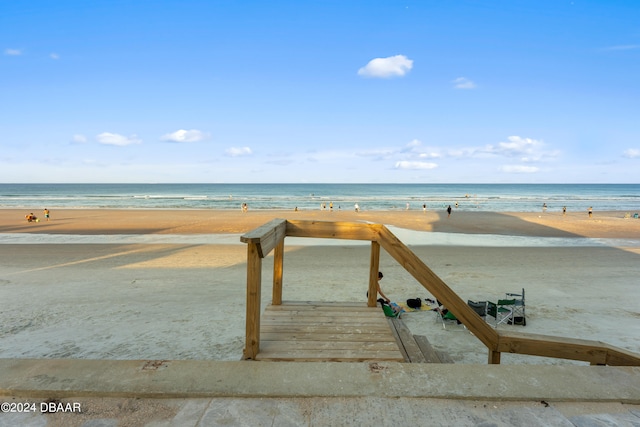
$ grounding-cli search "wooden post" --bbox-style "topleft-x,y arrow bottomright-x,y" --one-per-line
488,350 -> 501,364
272,237 -> 284,305
368,241 -> 380,307
243,242 -> 262,360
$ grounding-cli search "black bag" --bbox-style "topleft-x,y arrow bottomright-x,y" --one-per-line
406,298 -> 422,309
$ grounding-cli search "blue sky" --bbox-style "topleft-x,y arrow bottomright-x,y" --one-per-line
1,0 -> 639,183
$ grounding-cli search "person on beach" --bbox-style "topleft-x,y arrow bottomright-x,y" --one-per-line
588,206 -> 593,218
375,271 -> 391,303
354,203 -> 360,212
44,208 -> 50,221
542,203 -> 547,212
423,203 -> 426,212
563,206 -> 567,216
373,272 -> 402,316
25,213 -> 38,222
447,205 -> 452,218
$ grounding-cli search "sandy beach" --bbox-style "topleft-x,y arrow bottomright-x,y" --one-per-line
1,208 -> 639,365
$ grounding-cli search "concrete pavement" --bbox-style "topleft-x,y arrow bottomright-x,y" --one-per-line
1,359 -> 639,426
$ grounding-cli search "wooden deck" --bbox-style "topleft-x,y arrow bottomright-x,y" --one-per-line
255,302 -> 405,362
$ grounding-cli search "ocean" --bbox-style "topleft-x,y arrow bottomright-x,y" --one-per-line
1,183 -> 639,213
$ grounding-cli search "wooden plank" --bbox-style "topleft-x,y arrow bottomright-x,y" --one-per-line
261,325 -> 392,334
285,220 -> 381,241
256,301 -> 404,362
240,218 -> 287,258
386,318 -> 409,362
604,344 -> 640,366
388,318 -> 426,363
413,335 -> 443,363
243,242 -> 262,360
267,303 -> 376,311
262,312 -> 386,321
497,331 -> 609,365
260,340 -> 400,351
260,332 -> 396,342
255,351 -> 404,362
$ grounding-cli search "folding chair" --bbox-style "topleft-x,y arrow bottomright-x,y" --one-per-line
467,300 -> 487,319
505,288 -> 526,326
486,299 -> 515,327
433,308 -> 464,330
381,302 -> 403,318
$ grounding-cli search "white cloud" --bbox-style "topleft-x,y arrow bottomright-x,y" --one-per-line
452,77 -> 476,89
50,53 -> 60,60
500,165 -> 539,173
226,146 -> 252,157
403,139 -> 441,158
5,48 -> 22,56
72,134 -> 87,144
358,55 -> 413,78
485,136 -> 544,159
96,132 -> 142,146
395,160 -> 438,170
161,129 -> 209,143
623,148 -> 640,158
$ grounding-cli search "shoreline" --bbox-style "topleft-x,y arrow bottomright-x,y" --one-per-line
2,208 -> 640,239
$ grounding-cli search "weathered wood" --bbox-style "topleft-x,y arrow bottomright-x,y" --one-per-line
377,226 -> 499,351
604,344 -> 640,366
269,301 -> 374,310
255,350 -> 404,362
256,303 -> 404,362
272,237 -> 284,305
285,219 -> 381,241
388,318 -> 427,363
260,332 -> 396,342
240,218 -> 287,258
261,324 -> 393,334
243,242 -> 262,360
241,219 -> 640,366
414,335 -> 443,363
368,241 -> 380,307
495,331 -> 640,366
259,340 -> 400,351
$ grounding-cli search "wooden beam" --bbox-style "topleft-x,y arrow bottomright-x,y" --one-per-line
285,220 -> 381,241
496,331 -> 640,366
368,241 -> 380,307
377,225 -> 499,350
243,242 -> 262,360
240,218 -> 287,258
605,344 -> 640,366
272,237 -> 284,305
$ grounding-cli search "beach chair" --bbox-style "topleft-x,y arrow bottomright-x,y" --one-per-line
467,300 -> 487,319
505,288 -> 526,326
434,309 -> 464,330
382,303 -> 402,318
486,299 -> 515,327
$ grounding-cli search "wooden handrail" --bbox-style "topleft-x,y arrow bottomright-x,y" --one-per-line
240,219 -> 640,366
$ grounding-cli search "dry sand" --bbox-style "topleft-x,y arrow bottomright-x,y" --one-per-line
1,208 -> 639,365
